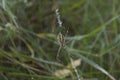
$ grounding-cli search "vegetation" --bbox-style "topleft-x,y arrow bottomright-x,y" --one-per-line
0,0 -> 120,80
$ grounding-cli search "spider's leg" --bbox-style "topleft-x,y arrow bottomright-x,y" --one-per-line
56,46 -> 62,61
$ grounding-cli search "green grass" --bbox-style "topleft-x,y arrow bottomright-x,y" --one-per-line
0,0 -> 120,80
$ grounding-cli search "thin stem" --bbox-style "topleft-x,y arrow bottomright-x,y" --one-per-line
70,58 -> 81,80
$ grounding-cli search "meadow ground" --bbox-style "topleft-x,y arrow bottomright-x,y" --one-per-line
0,0 -> 120,80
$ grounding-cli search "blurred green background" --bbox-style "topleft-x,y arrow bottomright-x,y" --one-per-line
0,0 -> 120,80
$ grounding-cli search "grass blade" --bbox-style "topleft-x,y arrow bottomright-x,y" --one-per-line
67,47 -> 116,80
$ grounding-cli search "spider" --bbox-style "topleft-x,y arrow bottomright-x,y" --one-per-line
56,32 -> 66,60
56,28 -> 70,61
